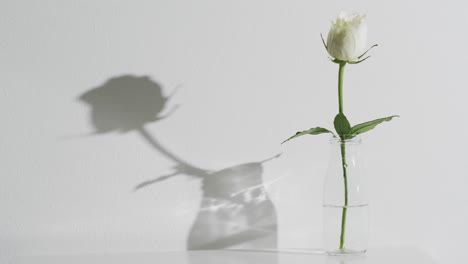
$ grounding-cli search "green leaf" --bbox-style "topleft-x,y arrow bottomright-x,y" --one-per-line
334,113 -> 351,139
349,115 -> 399,136
282,127 -> 335,144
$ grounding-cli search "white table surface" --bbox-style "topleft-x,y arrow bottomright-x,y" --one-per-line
9,247 -> 437,264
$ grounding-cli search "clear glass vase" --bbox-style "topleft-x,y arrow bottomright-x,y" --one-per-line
323,136 -> 368,255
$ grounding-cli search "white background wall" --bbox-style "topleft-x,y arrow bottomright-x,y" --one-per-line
1,0 -> 467,263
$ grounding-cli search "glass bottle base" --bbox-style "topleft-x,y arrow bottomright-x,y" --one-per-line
326,249 -> 367,256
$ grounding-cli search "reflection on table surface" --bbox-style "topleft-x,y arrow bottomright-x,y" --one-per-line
11,247 -> 437,264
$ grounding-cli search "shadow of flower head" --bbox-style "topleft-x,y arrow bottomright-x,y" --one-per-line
79,75 -> 175,133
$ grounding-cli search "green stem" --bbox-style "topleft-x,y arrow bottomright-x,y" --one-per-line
338,62 -> 346,114
337,61 -> 348,250
339,142 -> 348,250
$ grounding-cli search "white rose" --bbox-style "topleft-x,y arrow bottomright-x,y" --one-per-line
326,12 -> 367,62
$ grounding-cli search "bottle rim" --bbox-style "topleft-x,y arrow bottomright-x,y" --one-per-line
329,135 -> 362,145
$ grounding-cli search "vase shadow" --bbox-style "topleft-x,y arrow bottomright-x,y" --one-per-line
79,75 -> 279,251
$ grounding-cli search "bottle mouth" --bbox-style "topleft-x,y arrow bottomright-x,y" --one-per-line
329,135 -> 362,144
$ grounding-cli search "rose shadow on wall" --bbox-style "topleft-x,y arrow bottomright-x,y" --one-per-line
78,75 -> 279,251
